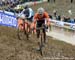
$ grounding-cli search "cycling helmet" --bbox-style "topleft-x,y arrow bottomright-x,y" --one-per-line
37,7 -> 45,15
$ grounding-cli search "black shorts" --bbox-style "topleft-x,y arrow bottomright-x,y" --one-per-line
36,20 -> 45,28
36,20 -> 45,33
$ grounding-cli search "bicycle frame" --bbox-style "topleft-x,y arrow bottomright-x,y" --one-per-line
36,24 -> 46,56
17,17 -> 30,40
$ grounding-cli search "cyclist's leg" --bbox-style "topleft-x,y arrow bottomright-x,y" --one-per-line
27,17 -> 33,34
24,19 -> 31,39
43,29 -> 46,43
36,23 -> 41,38
17,18 -> 24,40
28,22 -> 31,33
24,20 -> 28,34
25,22 -> 30,35
36,29 -> 40,38
24,21 -> 28,31
18,18 -> 24,30
41,20 -> 46,43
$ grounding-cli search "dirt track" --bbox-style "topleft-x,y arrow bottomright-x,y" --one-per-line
0,26 -> 75,60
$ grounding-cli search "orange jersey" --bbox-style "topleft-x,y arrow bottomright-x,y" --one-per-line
31,12 -> 50,31
33,12 -> 50,21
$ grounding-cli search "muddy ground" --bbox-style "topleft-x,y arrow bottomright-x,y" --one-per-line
0,26 -> 75,60
0,1 -> 75,60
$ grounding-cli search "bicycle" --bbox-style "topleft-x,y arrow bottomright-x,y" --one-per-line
17,17 -> 30,40
35,24 -> 48,56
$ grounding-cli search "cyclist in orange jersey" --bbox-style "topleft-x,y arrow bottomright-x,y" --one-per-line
31,7 -> 50,43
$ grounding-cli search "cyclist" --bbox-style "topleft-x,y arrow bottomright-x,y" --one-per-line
20,5 -> 34,33
32,7 -> 50,43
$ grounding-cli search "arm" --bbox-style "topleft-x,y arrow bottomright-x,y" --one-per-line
20,9 -> 25,14
44,12 -> 50,26
31,13 -> 38,29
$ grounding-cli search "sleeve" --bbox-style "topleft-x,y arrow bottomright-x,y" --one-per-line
20,9 -> 25,14
44,12 -> 50,19
44,12 -> 51,26
31,13 -> 38,29
28,8 -> 32,18
44,12 -> 50,21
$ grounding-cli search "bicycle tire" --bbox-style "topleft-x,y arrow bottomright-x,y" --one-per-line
36,24 -> 47,56
38,29 -> 44,56
25,28 -> 29,40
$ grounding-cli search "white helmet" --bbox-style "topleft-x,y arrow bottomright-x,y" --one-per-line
37,7 -> 45,15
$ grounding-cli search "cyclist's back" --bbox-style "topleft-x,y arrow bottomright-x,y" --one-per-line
20,5 -> 34,22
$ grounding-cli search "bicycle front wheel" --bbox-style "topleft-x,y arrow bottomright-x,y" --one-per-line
17,24 -> 26,40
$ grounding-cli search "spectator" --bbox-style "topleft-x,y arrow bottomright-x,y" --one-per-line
54,0 -> 56,3
49,14 -> 53,19
52,10 -> 59,20
52,10 -> 56,19
64,16 -> 70,22
68,17 -> 75,23
2,0 -> 5,6
0,1 -> 3,6
61,15 -> 65,22
5,6 -> 16,13
47,0 -> 50,2
71,0 -> 73,3
68,18 -> 75,23
56,15 -> 61,21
